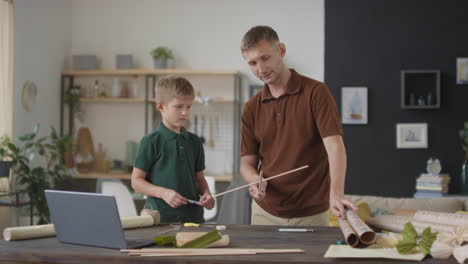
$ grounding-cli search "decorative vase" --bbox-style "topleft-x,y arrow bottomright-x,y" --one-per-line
153,58 -> 167,69
461,160 -> 468,195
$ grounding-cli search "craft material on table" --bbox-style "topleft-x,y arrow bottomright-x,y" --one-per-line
365,213 -> 461,234
212,165 -> 308,198
183,222 -> 200,227
324,245 -> 425,261
176,232 -> 230,248
338,209 -> 376,247
3,211 -> 160,241
413,210 -> 468,226
278,228 -> 314,232
179,229 -> 222,248
122,248 -> 305,257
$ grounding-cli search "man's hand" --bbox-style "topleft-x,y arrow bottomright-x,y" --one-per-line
161,189 -> 187,208
248,171 -> 267,199
198,193 -> 215,210
330,194 -> 358,218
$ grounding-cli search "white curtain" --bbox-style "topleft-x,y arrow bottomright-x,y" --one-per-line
0,0 -> 14,138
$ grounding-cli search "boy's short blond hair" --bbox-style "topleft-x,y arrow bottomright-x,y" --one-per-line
155,76 -> 195,103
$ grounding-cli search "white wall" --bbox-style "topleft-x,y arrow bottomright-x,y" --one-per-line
68,0 -> 325,169
13,0 -> 324,175
14,0 -> 72,139
70,0 -> 325,83
12,0 -> 72,226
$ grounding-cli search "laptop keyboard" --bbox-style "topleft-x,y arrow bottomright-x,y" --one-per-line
125,238 -> 153,249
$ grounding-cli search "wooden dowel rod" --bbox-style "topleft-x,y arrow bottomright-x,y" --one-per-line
212,165 -> 308,198
138,252 -> 256,257
122,248 -> 304,254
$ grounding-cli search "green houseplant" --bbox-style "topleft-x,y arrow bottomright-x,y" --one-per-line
459,121 -> 468,194
150,46 -> 173,69
0,124 -> 73,224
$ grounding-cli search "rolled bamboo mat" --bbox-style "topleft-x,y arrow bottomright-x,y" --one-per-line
175,232 -> 230,248
365,214 -> 458,234
3,211 -> 159,241
413,211 -> 468,227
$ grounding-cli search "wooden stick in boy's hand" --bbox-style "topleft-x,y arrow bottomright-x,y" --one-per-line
212,165 -> 308,198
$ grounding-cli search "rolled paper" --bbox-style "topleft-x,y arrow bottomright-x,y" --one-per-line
346,210 -> 376,245
140,209 -> 160,225
3,213 -> 159,241
3,224 -> 55,241
365,215 -> 457,234
338,218 -> 358,247
176,232 -> 230,248
414,211 -> 468,227
120,215 -> 155,229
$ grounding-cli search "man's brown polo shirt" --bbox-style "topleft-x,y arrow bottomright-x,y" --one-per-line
241,69 -> 343,218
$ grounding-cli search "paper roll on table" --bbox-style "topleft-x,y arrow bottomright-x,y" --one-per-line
3,210 -> 160,241
338,210 -> 376,248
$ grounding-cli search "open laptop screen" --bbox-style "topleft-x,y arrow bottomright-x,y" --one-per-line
45,190 -> 130,249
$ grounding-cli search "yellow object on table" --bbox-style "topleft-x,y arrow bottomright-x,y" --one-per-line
184,222 -> 200,227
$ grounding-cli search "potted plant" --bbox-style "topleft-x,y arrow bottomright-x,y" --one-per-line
459,121 -> 468,194
150,46 -> 173,69
0,136 -> 11,177
0,124 -> 73,224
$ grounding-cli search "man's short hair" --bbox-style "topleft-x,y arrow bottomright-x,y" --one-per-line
241,25 -> 280,52
155,76 -> 195,103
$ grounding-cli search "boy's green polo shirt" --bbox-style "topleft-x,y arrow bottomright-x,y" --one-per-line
134,122 -> 205,223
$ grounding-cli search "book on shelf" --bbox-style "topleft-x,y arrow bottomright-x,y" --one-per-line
414,191 -> 447,198
415,185 -> 448,192
416,181 -> 448,188
416,177 -> 450,184
418,173 -> 450,180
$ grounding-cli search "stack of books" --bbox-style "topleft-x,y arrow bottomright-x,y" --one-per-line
414,173 -> 450,198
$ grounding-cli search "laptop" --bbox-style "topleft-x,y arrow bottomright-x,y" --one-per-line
45,189 -> 153,249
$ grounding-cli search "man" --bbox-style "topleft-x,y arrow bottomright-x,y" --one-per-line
240,25 -> 357,226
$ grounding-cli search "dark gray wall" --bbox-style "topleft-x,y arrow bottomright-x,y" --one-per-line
325,0 -> 468,197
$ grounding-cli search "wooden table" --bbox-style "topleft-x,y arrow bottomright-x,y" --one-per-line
0,225 -> 458,264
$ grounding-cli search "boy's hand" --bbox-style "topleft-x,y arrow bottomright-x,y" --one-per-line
161,189 -> 187,208
198,193 -> 215,210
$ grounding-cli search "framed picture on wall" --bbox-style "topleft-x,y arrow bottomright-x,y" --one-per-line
396,123 -> 428,149
457,58 -> 468,84
249,84 -> 263,98
341,87 -> 368,124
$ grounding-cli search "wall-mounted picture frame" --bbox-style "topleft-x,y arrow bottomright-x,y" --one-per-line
396,123 -> 428,149
457,57 -> 468,84
341,87 -> 368,124
249,84 -> 263,98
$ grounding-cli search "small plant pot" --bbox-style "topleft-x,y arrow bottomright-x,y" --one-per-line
0,161 -> 11,177
153,58 -> 167,69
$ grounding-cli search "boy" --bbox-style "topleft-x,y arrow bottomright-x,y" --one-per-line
131,76 -> 214,223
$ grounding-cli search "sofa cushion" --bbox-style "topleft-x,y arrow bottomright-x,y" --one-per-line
345,195 -> 465,213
